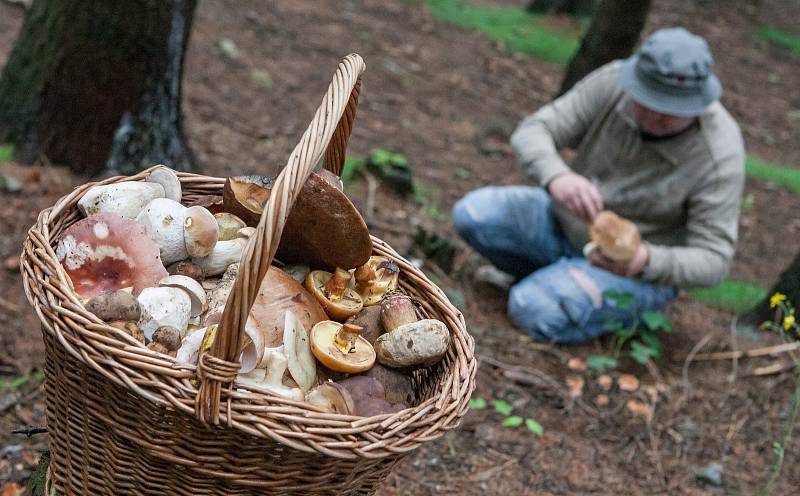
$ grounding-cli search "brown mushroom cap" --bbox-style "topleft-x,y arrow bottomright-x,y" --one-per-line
278,172 -> 372,270
363,364 -> 416,407
346,305 -> 384,345
305,270 -> 364,321
184,206 -> 219,258
310,320 -> 376,373
223,175 -> 274,226
589,211 -> 641,263
338,376 -> 404,416
189,195 -> 225,215
55,213 -> 168,298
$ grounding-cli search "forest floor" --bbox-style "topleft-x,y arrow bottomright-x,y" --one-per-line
2,0 -> 800,494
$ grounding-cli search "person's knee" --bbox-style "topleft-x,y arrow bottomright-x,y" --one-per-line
507,284 -> 570,342
452,195 -> 475,239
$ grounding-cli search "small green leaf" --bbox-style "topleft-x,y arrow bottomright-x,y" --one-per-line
217,38 -> 239,59
454,167 -> 471,179
0,143 -> 14,163
630,340 -> 657,365
586,355 -> 618,371
641,311 -> 672,332
639,332 -> 662,358
469,398 -> 487,410
525,418 -> 544,435
251,69 -> 273,89
493,399 -> 513,416
503,415 -> 523,427
604,290 -> 634,309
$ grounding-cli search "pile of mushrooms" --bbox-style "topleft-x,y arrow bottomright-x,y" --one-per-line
56,165 -> 452,417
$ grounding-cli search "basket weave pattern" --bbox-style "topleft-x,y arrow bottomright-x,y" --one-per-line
21,54 -> 476,495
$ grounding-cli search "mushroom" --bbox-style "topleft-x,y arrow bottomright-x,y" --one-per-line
305,268 -> 363,321
77,181 -> 165,218
363,364 -> 416,407
85,289 -> 141,322
107,320 -> 144,342
375,293 -> 450,369
236,351 -> 304,401
201,263 -> 239,327
152,325 -> 182,352
584,210 -> 641,263
223,175 -> 274,226
283,310 -> 316,392
191,228 -> 251,277
189,195 -> 225,214
166,260 -> 204,282
136,286 -> 192,340
136,198 -> 218,265
159,275 -> 207,317
353,256 -> 400,306
309,321 -> 375,373
175,325 -> 211,365
55,213 -> 168,298
345,305 -> 384,345
145,166 -> 182,202
306,376 -> 403,416
236,266 -> 327,373
214,212 -> 247,241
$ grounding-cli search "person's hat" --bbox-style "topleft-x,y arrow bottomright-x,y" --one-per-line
619,27 -> 721,117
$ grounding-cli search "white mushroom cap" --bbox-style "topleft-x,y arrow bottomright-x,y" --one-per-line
78,182 -> 165,218
146,166 -> 182,202
183,206 -> 218,258
136,198 -> 188,265
192,237 -> 248,276
159,275 -> 207,317
137,286 -> 191,340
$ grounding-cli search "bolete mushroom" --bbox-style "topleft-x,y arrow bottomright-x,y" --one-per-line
375,293 -> 450,369
310,321 -> 375,373
363,364 -> 416,407
166,260 -> 204,282
345,305 -> 384,345
584,210 -> 641,263
136,198 -> 219,265
305,268 -> 363,321
136,286 -> 192,340
353,256 -> 400,306
159,275 -> 206,317
191,227 -> 251,277
85,289 -> 141,322
189,195 -> 225,215
77,182 -> 165,218
214,212 -> 247,241
223,175 -> 274,226
145,166 -> 182,202
306,376 -> 403,416
55,213 -> 168,299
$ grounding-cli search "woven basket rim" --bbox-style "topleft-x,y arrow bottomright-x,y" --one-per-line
22,169 -> 477,460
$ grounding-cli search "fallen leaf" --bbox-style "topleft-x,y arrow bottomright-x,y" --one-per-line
567,357 -> 587,372
594,394 -> 609,407
618,374 -> 640,392
596,374 -> 613,391
626,400 -> 653,422
566,375 -> 584,398
1,482 -> 20,496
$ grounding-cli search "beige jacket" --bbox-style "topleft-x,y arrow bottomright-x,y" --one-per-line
511,61 -> 745,288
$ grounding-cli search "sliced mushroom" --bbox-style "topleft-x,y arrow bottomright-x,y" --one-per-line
310,321 -> 375,373
283,310 -> 316,392
305,268 -> 363,321
55,213 -> 168,298
375,293 -> 450,369
159,275 -> 207,317
77,182 -> 165,218
137,286 -> 192,340
214,212 -> 247,241
237,351 -> 304,401
354,256 -> 400,306
145,166 -> 182,202
585,210 -> 641,263
184,206 -> 219,258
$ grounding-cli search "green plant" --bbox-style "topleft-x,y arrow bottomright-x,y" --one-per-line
587,290 -> 673,371
468,396 -> 543,436
757,26 -> 800,56
0,143 -> 13,163
341,149 -> 413,195
745,155 -> 800,194
759,293 -> 800,495
688,280 -> 767,313
425,0 -> 582,64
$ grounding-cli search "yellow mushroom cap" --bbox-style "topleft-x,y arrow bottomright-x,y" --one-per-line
310,321 -> 375,373
355,256 -> 400,306
305,270 -> 363,321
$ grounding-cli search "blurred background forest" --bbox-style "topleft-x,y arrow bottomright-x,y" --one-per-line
1,0 -> 799,494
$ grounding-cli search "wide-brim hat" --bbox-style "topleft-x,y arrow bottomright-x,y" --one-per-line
619,27 -> 721,117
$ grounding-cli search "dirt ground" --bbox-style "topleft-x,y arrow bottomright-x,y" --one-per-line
2,0 -> 800,494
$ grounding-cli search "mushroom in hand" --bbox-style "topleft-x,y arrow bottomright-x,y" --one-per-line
583,210 -> 641,263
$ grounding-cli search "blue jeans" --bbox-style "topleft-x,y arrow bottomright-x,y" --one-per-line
452,186 -> 678,344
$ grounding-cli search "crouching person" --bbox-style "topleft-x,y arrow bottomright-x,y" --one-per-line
453,28 -> 745,343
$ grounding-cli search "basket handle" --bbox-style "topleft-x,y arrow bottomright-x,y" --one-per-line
195,54 -> 365,424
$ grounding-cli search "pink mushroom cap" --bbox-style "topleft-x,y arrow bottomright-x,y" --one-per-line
55,213 -> 168,298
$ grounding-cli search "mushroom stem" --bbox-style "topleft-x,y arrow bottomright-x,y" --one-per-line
354,263 -> 376,293
334,323 -> 363,355
381,293 -> 417,332
324,268 -> 351,301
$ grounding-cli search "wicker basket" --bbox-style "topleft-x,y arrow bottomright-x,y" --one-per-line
20,54 -> 476,495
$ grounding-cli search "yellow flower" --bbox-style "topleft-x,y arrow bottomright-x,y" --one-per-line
783,314 -> 796,331
771,292 -> 787,308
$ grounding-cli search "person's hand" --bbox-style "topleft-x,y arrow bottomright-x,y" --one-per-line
588,243 -> 649,277
547,173 -> 603,223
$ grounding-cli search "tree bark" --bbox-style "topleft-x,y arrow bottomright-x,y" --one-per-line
740,251 -> 800,330
0,0 -> 198,176
557,0 -> 651,96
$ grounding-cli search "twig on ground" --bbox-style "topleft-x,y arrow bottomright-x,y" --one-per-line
690,341 -> 800,362
750,361 -> 797,376
682,331 -> 715,389
12,426 -> 47,437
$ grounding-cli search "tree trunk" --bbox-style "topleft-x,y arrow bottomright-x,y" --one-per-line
527,0 -> 595,16
0,0 -> 198,176
740,251 -> 800,330
557,0 -> 651,96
